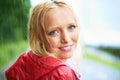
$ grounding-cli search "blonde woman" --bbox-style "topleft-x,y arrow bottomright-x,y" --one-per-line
6,0 -> 80,80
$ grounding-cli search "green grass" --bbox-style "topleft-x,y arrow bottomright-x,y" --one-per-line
84,51 -> 120,70
0,40 -> 28,70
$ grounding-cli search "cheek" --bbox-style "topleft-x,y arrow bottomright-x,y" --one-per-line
72,30 -> 79,43
46,37 -> 59,50
49,39 -> 57,46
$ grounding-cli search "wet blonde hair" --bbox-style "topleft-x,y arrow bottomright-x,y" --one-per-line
28,0 -> 78,56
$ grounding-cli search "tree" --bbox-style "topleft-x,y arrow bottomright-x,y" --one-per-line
0,0 -> 31,44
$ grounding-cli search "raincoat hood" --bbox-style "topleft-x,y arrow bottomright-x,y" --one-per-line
6,51 -> 80,80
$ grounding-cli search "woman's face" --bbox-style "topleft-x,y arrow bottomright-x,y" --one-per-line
44,6 -> 79,61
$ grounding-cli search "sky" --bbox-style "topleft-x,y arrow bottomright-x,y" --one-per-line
30,0 -> 120,47
81,0 -> 120,47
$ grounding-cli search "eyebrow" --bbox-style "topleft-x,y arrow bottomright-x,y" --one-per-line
45,22 -> 76,31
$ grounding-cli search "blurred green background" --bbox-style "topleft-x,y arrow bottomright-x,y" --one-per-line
0,0 -> 31,69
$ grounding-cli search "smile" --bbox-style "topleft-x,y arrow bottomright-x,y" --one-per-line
59,45 -> 73,52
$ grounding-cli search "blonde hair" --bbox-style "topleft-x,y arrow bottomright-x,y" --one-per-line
28,0 -> 78,56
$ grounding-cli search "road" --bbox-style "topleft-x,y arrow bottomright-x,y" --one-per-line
78,47 -> 120,80
0,68 -> 6,80
78,58 -> 120,80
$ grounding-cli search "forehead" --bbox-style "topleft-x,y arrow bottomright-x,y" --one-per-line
44,6 -> 75,28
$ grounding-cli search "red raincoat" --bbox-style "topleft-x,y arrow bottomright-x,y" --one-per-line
6,51 -> 80,80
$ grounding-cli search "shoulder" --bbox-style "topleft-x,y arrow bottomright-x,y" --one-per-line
49,63 -> 80,80
56,65 -> 75,78
56,64 -> 73,74
5,51 -> 31,79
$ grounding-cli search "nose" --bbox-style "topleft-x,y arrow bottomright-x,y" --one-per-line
61,30 -> 71,43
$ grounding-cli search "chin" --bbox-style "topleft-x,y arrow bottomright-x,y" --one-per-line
60,53 -> 73,61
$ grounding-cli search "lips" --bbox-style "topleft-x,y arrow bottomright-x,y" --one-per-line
59,45 -> 73,52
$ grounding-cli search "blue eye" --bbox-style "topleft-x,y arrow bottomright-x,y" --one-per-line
49,30 -> 58,35
68,25 -> 76,30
